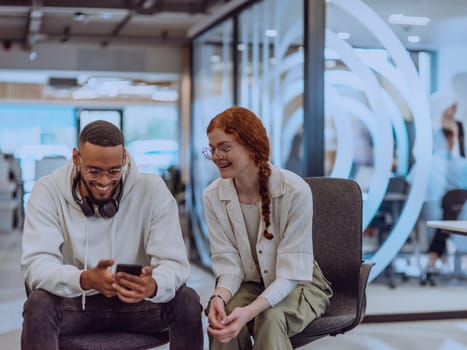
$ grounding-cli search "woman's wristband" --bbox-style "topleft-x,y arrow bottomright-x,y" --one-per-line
209,294 -> 227,307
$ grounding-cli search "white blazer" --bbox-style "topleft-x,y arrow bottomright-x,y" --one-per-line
203,164 -> 314,296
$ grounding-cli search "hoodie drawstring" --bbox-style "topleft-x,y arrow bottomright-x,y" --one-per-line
82,220 -> 89,310
81,218 -> 117,311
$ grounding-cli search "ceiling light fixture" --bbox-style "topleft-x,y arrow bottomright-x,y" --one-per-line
237,43 -> 246,51
141,0 -> 156,10
210,55 -> 221,63
337,32 -> 350,40
29,51 -> 37,61
388,14 -> 430,26
407,35 -> 420,43
73,12 -> 87,22
99,12 -> 112,20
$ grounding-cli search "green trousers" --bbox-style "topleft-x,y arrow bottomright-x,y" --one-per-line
209,264 -> 332,350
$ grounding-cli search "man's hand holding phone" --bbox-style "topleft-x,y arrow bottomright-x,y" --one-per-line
113,264 -> 157,303
80,259 -> 117,298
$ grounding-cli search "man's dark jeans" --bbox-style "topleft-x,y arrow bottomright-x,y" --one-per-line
21,285 -> 203,350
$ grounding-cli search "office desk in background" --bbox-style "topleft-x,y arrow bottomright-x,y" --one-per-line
364,220 -> 467,323
427,220 -> 467,235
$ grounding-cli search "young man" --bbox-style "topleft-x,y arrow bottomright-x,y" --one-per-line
21,120 -> 203,350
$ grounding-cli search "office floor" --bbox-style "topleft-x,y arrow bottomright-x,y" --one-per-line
1,229 -> 467,350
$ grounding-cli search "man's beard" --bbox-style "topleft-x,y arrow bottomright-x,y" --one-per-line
80,175 -> 119,206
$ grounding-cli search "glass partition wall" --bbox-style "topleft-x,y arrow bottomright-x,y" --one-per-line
324,1 -> 432,283
191,19 -> 235,265
236,0 -> 305,169
190,0 -> 467,319
190,0 -> 305,265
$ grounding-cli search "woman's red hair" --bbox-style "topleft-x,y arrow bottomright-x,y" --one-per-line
207,106 -> 273,239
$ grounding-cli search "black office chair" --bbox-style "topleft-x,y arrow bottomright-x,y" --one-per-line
60,332 -> 169,350
369,176 -> 409,288
373,176 -> 409,246
441,189 -> 467,221
289,177 -> 374,348
24,284 -> 169,350
426,189 -> 467,285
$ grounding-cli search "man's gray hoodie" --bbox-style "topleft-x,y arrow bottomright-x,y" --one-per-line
21,154 -> 189,305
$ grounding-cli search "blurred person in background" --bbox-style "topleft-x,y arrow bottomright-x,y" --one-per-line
420,93 -> 467,284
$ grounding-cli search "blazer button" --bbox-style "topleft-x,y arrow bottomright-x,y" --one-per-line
263,270 -> 268,274
258,250 -> 263,254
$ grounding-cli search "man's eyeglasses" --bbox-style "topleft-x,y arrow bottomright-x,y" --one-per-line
202,144 -> 233,160
79,157 -> 123,181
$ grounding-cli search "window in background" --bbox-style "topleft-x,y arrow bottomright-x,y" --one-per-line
0,102 -> 181,212
78,109 -> 122,131
124,104 -> 179,176
0,104 -> 76,206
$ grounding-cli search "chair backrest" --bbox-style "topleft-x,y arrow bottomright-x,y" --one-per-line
304,177 -> 363,295
442,189 -> 467,220
35,155 -> 68,180
290,177 -> 369,348
378,176 -> 408,213
441,189 -> 467,254
387,176 -> 408,194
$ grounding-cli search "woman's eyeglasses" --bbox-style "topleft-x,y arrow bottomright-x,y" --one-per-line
202,144 -> 233,160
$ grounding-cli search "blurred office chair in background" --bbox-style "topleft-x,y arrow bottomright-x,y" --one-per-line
34,155 -> 68,180
440,189 -> 467,279
421,189 -> 467,285
369,176 -> 410,288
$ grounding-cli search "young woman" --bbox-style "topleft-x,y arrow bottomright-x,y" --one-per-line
202,106 -> 333,350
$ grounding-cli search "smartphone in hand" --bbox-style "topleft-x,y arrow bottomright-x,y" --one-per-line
116,264 -> 143,276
